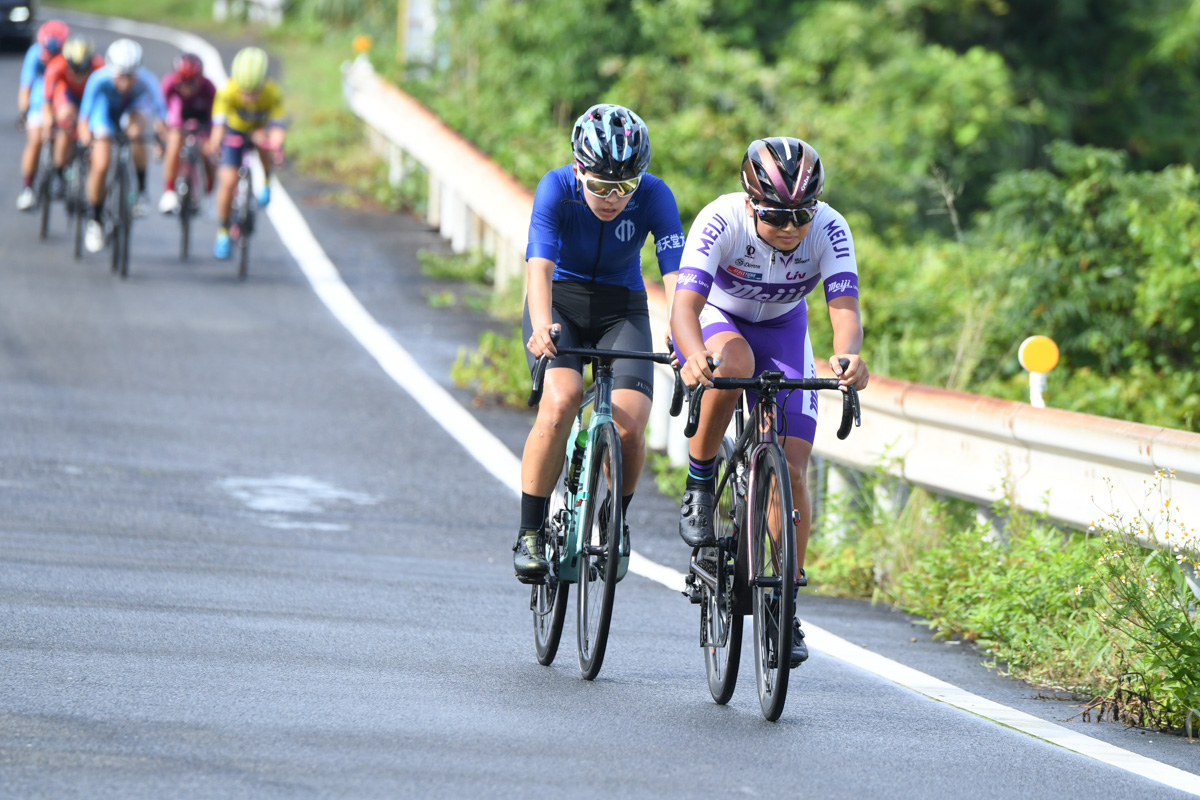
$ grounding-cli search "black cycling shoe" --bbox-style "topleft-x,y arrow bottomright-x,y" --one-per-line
679,489 -> 716,547
512,529 -> 548,584
790,618 -> 809,667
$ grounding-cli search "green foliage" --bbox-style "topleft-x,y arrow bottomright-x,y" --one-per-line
809,466 -> 1200,730
450,327 -> 530,407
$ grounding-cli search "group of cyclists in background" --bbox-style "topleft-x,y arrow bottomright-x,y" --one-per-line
14,19 -> 286,263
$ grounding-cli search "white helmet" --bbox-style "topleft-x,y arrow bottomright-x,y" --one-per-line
105,38 -> 143,76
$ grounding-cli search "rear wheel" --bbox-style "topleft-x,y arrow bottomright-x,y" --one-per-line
576,421 -> 622,680
703,436 -> 742,705
750,444 -> 795,722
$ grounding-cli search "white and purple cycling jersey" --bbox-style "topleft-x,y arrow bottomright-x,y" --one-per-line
675,192 -> 858,323
676,192 -> 861,443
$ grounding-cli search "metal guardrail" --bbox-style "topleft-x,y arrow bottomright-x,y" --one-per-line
341,55 -> 1200,561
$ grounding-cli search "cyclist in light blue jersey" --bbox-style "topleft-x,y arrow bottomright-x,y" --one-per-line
15,20 -> 69,211
513,104 -> 685,582
77,39 -> 167,253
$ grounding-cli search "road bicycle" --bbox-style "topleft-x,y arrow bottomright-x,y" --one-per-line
228,143 -> 281,280
681,361 -> 860,720
102,129 -> 135,279
176,119 -> 209,261
526,331 -> 684,680
67,143 -> 89,260
34,135 -> 54,241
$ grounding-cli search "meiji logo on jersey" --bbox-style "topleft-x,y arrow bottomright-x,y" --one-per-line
677,272 -> 704,286
615,220 -> 637,242
727,265 -> 762,280
727,280 -> 806,304
695,213 -> 729,257
826,278 -> 855,294
823,220 -> 851,259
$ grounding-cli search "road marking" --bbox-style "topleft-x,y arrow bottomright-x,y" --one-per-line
66,11 -> 1200,795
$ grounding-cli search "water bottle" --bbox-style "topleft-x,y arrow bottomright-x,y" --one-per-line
567,429 -> 587,491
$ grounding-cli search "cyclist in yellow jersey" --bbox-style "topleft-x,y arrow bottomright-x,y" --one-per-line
207,47 -> 286,260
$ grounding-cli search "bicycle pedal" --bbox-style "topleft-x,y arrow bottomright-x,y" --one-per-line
682,584 -> 702,604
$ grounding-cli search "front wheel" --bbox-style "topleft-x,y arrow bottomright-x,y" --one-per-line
703,436 -> 742,704
237,206 -> 252,281
750,444 -> 795,722
576,421 -> 622,680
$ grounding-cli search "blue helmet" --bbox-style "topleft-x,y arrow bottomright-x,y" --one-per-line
571,104 -> 651,181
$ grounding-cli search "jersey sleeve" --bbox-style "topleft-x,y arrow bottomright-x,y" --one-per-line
814,208 -> 860,302
138,67 -> 168,117
20,46 -> 41,89
525,170 -> 565,263
675,199 -> 736,301
42,58 -> 62,102
78,70 -> 102,119
211,83 -> 232,126
645,179 -> 685,276
264,81 -> 286,126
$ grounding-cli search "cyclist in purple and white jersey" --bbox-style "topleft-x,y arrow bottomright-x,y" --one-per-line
513,103 -> 685,583
670,136 -> 870,665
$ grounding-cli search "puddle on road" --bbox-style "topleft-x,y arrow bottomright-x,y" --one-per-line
218,475 -> 378,531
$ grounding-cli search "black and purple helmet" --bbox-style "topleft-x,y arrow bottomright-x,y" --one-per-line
740,137 -> 824,208
571,104 -> 651,181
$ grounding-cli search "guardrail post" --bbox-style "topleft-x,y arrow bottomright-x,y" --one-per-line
426,176 -> 440,228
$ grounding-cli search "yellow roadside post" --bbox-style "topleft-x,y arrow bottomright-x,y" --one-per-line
1018,335 -> 1059,408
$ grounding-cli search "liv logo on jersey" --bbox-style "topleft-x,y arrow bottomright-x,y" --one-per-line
615,219 -> 637,242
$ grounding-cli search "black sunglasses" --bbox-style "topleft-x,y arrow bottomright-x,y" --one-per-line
751,201 -> 817,229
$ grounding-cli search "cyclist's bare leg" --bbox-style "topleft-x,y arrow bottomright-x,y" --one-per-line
214,164 -> 238,222
521,367 -> 584,496
21,124 -> 41,185
611,388 -> 652,495
53,106 -> 78,168
125,113 -> 147,175
163,128 -> 183,188
87,138 -> 111,207
686,331 -> 754,462
782,436 -> 814,576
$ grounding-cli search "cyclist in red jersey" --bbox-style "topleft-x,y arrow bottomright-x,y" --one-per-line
41,37 -> 104,194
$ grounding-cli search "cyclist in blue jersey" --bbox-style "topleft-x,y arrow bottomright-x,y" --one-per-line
77,39 -> 167,253
15,20 -> 69,211
513,104 -> 686,582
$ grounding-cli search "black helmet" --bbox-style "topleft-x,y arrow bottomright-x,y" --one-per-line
571,104 -> 651,181
740,137 -> 824,208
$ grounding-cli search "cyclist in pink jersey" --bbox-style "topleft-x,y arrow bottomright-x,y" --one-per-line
158,53 -> 216,214
670,136 -> 870,666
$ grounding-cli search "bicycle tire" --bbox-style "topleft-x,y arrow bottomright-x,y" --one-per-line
72,158 -> 85,259
703,436 -> 742,705
236,179 -> 252,280
750,444 -> 795,721
533,482 -> 570,665
117,161 -> 131,279
37,168 -> 51,241
576,420 -> 622,680
179,166 -> 193,261
109,171 -> 122,275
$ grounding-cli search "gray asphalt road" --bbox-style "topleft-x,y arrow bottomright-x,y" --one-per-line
1,20 -> 1196,799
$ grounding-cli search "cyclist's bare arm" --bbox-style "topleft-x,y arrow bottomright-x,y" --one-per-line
525,256 -> 558,358
670,287 -> 718,389
828,295 -> 869,390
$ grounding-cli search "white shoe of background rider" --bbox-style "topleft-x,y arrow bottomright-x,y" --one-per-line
84,220 -> 105,253
16,186 -> 34,211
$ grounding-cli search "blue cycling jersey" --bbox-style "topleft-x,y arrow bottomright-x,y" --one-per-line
525,164 -> 685,291
79,65 -> 167,122
19,44 -> 49,89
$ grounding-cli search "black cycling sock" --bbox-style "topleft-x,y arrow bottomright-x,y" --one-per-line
135,169 -> 146,193
685,455 -> 716,492
621,493 -> 634,514
520,492 -> 550,533
89,204 -> 101,222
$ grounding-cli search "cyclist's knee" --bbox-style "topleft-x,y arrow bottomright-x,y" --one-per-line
715,339 -> 755,378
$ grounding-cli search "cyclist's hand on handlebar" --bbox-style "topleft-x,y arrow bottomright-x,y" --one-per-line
831,354 -> 869,390
680,350 -> 719,389
526,323 -> 560,358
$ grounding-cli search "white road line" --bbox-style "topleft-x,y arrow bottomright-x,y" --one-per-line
63,10 -> 1200,795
